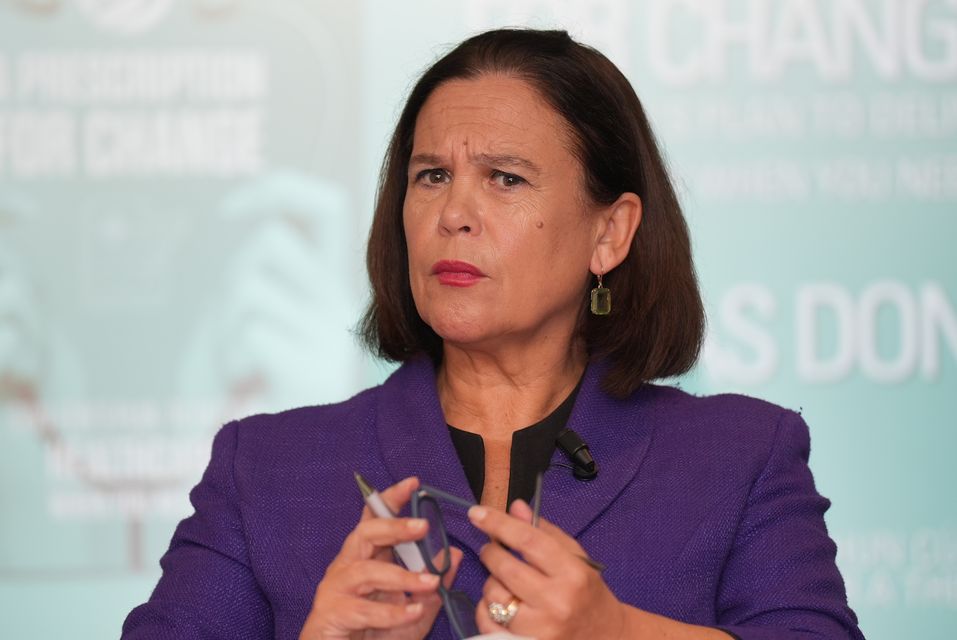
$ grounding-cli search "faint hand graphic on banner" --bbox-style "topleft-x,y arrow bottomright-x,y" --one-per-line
176,171 -> 365,424
0,193 -> 96,575
0,173 -> 365,576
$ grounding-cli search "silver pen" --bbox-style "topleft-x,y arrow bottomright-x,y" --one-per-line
354,472 -> 427,572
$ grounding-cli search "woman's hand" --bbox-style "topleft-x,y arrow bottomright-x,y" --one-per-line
299,476 -> 462,640
469,500 -> 627,640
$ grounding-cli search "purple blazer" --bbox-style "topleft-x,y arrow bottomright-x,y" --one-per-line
123,358 -> 863,639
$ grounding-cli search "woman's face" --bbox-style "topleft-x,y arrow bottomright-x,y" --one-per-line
403,75 -> 605,352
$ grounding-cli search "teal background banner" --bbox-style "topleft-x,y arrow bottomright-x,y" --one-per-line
1,1 -> 955,638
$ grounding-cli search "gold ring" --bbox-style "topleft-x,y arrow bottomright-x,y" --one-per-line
488,597 -> 520,626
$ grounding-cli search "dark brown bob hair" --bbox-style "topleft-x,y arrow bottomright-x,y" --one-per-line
360,28 -> 704,398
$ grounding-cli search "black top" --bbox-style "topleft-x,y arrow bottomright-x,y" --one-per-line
447,380 -> 582,505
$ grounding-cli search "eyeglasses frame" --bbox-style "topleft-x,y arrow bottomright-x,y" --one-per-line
411,484 -> 479,639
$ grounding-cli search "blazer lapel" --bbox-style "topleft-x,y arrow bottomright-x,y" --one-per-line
373,358 -> 489,557
539,361 -> 657,542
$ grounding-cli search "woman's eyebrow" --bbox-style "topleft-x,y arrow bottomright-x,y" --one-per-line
473,153 -> 541,175
409,152 -> 443,167
409,152 -> 542,176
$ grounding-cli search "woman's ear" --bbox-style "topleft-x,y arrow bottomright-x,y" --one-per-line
591,192 -> 642,275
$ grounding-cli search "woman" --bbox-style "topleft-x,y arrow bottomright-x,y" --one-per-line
123,29 -> 863,639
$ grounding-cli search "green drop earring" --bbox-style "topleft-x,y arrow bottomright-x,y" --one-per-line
590,273 -> 611,315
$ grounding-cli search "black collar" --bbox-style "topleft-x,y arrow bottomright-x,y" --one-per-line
447,379 -> 582,505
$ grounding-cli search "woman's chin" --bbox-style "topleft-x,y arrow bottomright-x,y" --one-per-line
431,325 -> 490,348
426,315 -> 498,348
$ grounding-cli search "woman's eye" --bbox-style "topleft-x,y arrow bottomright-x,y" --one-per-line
416,169 -> 448,185
491,171 -> 526,188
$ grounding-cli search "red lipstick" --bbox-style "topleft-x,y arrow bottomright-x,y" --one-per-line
431,260 -> 486,287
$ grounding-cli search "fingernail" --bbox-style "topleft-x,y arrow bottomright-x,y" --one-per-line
468,506 -> 487,522
419,573 -> 439,585
406,602 -> 423,614
407,518 -> 427,531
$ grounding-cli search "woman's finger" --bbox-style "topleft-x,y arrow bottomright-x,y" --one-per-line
304,562 -> 433,637
509,499 -> 591,560
481,575 -> 516,609
337,515 -> 429,563
337,559 -> 440,597
374,476 -> 420,515
509,499 -> 581,549
507,498 -> 534,523
443,546 -> 464,588
341,597 -> 427,630
357,516 -> 429,547
479,541 -> 548,602
468,505 -> 569,577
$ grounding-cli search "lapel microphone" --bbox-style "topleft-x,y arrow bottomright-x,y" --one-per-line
555,428 -> 598,479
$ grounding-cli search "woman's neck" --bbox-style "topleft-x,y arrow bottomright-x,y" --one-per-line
437,341 -> 587,441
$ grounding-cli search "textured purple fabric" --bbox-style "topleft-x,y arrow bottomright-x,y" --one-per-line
122,358 -> 864,639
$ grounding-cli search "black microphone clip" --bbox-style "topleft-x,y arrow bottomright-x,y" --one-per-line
555,428 -> 598,480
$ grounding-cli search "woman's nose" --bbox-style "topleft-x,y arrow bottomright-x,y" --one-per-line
437,179 -> 480,236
